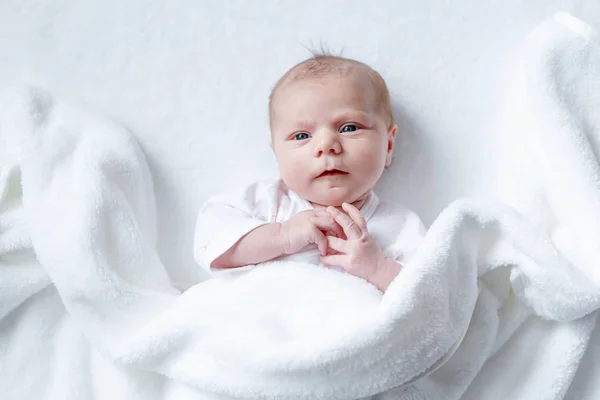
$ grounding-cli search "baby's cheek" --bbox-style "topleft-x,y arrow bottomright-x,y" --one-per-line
354,143 -> 387,170
280,154 -> 308,183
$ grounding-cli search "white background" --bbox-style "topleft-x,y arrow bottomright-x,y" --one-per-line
1,0 -> 599,287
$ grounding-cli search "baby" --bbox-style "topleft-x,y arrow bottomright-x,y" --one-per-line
194,54 -> 426,293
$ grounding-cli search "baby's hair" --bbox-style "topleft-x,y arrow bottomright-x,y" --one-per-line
301,41 -> 344,58
268,51 -> 394,128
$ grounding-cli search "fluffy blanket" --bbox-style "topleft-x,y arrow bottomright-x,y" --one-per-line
0,12 -> 599,400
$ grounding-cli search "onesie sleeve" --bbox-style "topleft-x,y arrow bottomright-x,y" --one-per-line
194,181 -> 273,276
389,208 -> 427,265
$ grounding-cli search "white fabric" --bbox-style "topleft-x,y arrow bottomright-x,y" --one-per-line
464,12 -> 600,400
1,12 -> 600,400
193,179 -> 426,277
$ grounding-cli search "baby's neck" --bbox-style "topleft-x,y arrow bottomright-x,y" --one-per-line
310,192 -> 370,211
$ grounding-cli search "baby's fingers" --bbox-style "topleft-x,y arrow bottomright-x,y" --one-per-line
311,215 -> 344,238
342,202 -> 368,232
327,236 -> 348,254
311,227 -> 328,256
327,206 -> 362,239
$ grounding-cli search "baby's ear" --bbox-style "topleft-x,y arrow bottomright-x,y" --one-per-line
385,124 -> 398,167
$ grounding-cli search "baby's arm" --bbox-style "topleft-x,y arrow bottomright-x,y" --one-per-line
213,209 -> 343,269
195,183 -> 343,273
365,257 -> 404,293
211,223 -> 284,268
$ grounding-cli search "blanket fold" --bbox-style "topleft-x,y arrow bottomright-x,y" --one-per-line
0,11 -> 599,400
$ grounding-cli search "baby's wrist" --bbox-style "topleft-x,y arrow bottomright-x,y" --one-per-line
368,257 -> 402,293
275,221 -> 296,256
273,222 -> 287,254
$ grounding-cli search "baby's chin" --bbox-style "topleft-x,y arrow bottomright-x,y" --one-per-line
303,186 -> 362,208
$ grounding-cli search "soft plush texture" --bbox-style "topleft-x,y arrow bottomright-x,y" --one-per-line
0,13 -> 599,399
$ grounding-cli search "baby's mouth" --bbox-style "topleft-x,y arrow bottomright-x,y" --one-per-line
318,169 -> 349,178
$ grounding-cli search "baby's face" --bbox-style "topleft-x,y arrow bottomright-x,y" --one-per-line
270,72 -> 396,207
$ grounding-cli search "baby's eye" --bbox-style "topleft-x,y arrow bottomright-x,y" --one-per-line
341,124 -> 358,133
294,132 -> 310,141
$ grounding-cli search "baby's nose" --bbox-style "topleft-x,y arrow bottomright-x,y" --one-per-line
315,132 -> 342,157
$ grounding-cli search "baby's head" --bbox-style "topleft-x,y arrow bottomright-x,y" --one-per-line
269,54 -> 397,208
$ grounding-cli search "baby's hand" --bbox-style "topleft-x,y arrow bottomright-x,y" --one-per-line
279,209 -> 344,256
321,203 -> 402,292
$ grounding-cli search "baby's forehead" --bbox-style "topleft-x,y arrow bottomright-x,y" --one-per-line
270,75 -> 375,125
280,60 -> 369,89
269,55 -> 393,127
271,67 -> 376,112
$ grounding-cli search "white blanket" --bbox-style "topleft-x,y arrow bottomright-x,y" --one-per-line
1,12 -> 599,400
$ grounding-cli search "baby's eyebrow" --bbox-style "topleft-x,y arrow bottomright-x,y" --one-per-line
289,120 -> 314,131
333,110 -> 372,124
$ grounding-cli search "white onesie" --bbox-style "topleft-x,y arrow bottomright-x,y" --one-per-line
194,179 -> 427,278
